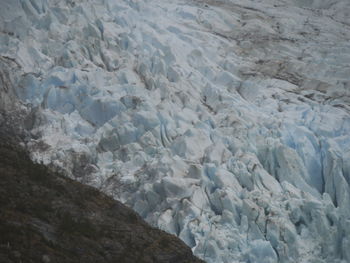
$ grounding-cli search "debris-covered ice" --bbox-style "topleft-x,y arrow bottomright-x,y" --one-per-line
1,0 -> 350,262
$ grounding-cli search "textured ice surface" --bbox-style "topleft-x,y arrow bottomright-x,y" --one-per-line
1,0 -> 350,262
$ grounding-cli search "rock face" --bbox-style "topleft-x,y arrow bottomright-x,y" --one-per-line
1,0 -> 350,262
0,132 -> 203,263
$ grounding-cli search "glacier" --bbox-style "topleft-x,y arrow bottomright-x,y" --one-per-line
1,0 -> 350,262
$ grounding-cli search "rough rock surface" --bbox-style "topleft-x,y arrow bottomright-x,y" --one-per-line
0,131 -> 203,263
1,0 -> 350,262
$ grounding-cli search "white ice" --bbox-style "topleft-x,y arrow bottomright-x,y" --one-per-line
1,0 -> 350,262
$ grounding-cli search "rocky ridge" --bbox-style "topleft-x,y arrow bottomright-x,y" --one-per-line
0,127 -> 202,263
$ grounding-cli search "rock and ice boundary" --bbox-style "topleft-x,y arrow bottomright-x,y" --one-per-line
1,0 -> 350,262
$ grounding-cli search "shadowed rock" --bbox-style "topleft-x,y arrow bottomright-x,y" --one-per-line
0,133 -> 203,263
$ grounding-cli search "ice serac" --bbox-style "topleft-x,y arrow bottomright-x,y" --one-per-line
1,0 -> 350,262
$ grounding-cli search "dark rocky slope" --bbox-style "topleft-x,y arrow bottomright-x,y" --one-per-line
0,133 -> 203,263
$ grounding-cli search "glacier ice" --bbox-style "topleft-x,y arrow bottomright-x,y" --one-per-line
1,0 -> 350,262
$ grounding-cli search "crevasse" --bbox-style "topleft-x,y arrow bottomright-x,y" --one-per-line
1,0 -> 350,262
